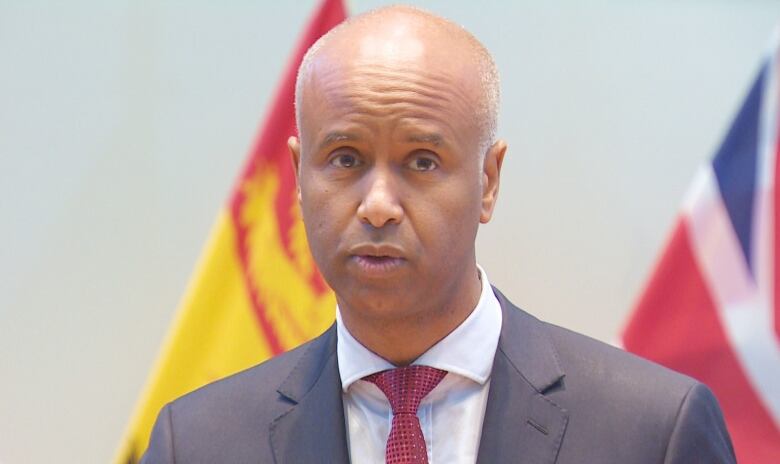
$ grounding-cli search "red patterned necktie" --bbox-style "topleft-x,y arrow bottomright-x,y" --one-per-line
364,366 -> 448,464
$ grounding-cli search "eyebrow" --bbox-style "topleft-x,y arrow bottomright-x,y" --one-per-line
319,131 -> 359,151
317,131 -> 446,150
406,133 -> 444,147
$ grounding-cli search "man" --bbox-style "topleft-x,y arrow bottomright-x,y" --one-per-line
142,5 -> 735,463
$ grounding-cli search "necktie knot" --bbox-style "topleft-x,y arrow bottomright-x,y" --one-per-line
364,365 -> 447,414
363,366 -> 447,464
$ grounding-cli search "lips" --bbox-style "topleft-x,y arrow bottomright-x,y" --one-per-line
348,244 -> 407,276
349,243 -> 405,258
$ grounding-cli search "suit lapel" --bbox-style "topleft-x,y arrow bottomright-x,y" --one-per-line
267,289 -> 568,463
270,326 -> 350,464
477,288 -> 569,464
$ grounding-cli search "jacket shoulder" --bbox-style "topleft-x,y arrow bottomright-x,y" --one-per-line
543,321 -> 697,397
172,330 -> 317,414
493,290 -> 734,463
544,321 -> 734,462
142,326 -> 336,463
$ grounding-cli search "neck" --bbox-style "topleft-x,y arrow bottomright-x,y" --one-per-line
339,265 -> 482,365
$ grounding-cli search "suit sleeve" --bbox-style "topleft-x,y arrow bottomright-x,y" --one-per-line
663,382 -> 736,464
139,403 -> 176,464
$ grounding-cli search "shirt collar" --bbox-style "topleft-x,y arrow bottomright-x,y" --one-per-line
336,265 -> 503,391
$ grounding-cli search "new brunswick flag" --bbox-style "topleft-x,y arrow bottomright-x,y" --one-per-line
115,1 -> 347,461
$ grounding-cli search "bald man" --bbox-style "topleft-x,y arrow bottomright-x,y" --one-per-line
141,6 -> 735,464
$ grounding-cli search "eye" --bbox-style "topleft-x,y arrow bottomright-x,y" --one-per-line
329,151 -> 362,168
407,155 -> 439,172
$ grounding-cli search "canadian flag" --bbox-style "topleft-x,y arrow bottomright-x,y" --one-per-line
622,30 -> 780,463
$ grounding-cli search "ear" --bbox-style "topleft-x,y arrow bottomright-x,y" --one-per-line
480,139 -> 506,223
288,136 -> 302,204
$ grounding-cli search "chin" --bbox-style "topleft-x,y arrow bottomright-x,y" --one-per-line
340,284 -> 414,315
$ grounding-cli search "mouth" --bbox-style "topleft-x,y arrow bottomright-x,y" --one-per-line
351,255 -> 406,276
348,244 -> 407,275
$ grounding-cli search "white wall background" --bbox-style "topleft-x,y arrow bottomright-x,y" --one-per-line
1,1 -> 778,462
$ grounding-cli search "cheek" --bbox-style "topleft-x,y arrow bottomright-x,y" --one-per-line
299,181 -> 330,243
441,175 -> 484,219
300,170 -> 330,213
300,178 -> 352,250
415,178 -> 482,248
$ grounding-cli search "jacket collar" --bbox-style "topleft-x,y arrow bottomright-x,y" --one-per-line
491,286 -> 565,393
270,325 -> 350,463
476,287 -> 569,463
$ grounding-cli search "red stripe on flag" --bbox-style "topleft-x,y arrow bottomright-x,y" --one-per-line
774,138 -> 780,343
623,219 -> 780,462
229,0 -> 346,355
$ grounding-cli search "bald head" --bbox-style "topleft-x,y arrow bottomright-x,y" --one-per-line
288,6 -> 507,357
294,5 -> 500,155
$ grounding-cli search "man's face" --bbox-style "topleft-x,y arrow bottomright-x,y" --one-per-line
291,34 -> 502,322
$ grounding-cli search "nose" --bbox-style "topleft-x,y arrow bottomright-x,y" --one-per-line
356,170 -> 404,228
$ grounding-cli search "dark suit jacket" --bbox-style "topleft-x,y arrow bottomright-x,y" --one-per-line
141,288 -> 735,463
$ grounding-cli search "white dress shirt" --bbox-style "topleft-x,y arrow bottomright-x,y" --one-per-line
336,266 -> 503,464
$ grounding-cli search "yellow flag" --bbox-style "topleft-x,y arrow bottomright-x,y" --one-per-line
115,1 -> 347,461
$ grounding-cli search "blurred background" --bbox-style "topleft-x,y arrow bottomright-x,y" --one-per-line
2,0 -> 779,462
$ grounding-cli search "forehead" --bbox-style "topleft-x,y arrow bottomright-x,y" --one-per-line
317,61 -> 474,114
300,46 -> 482,149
